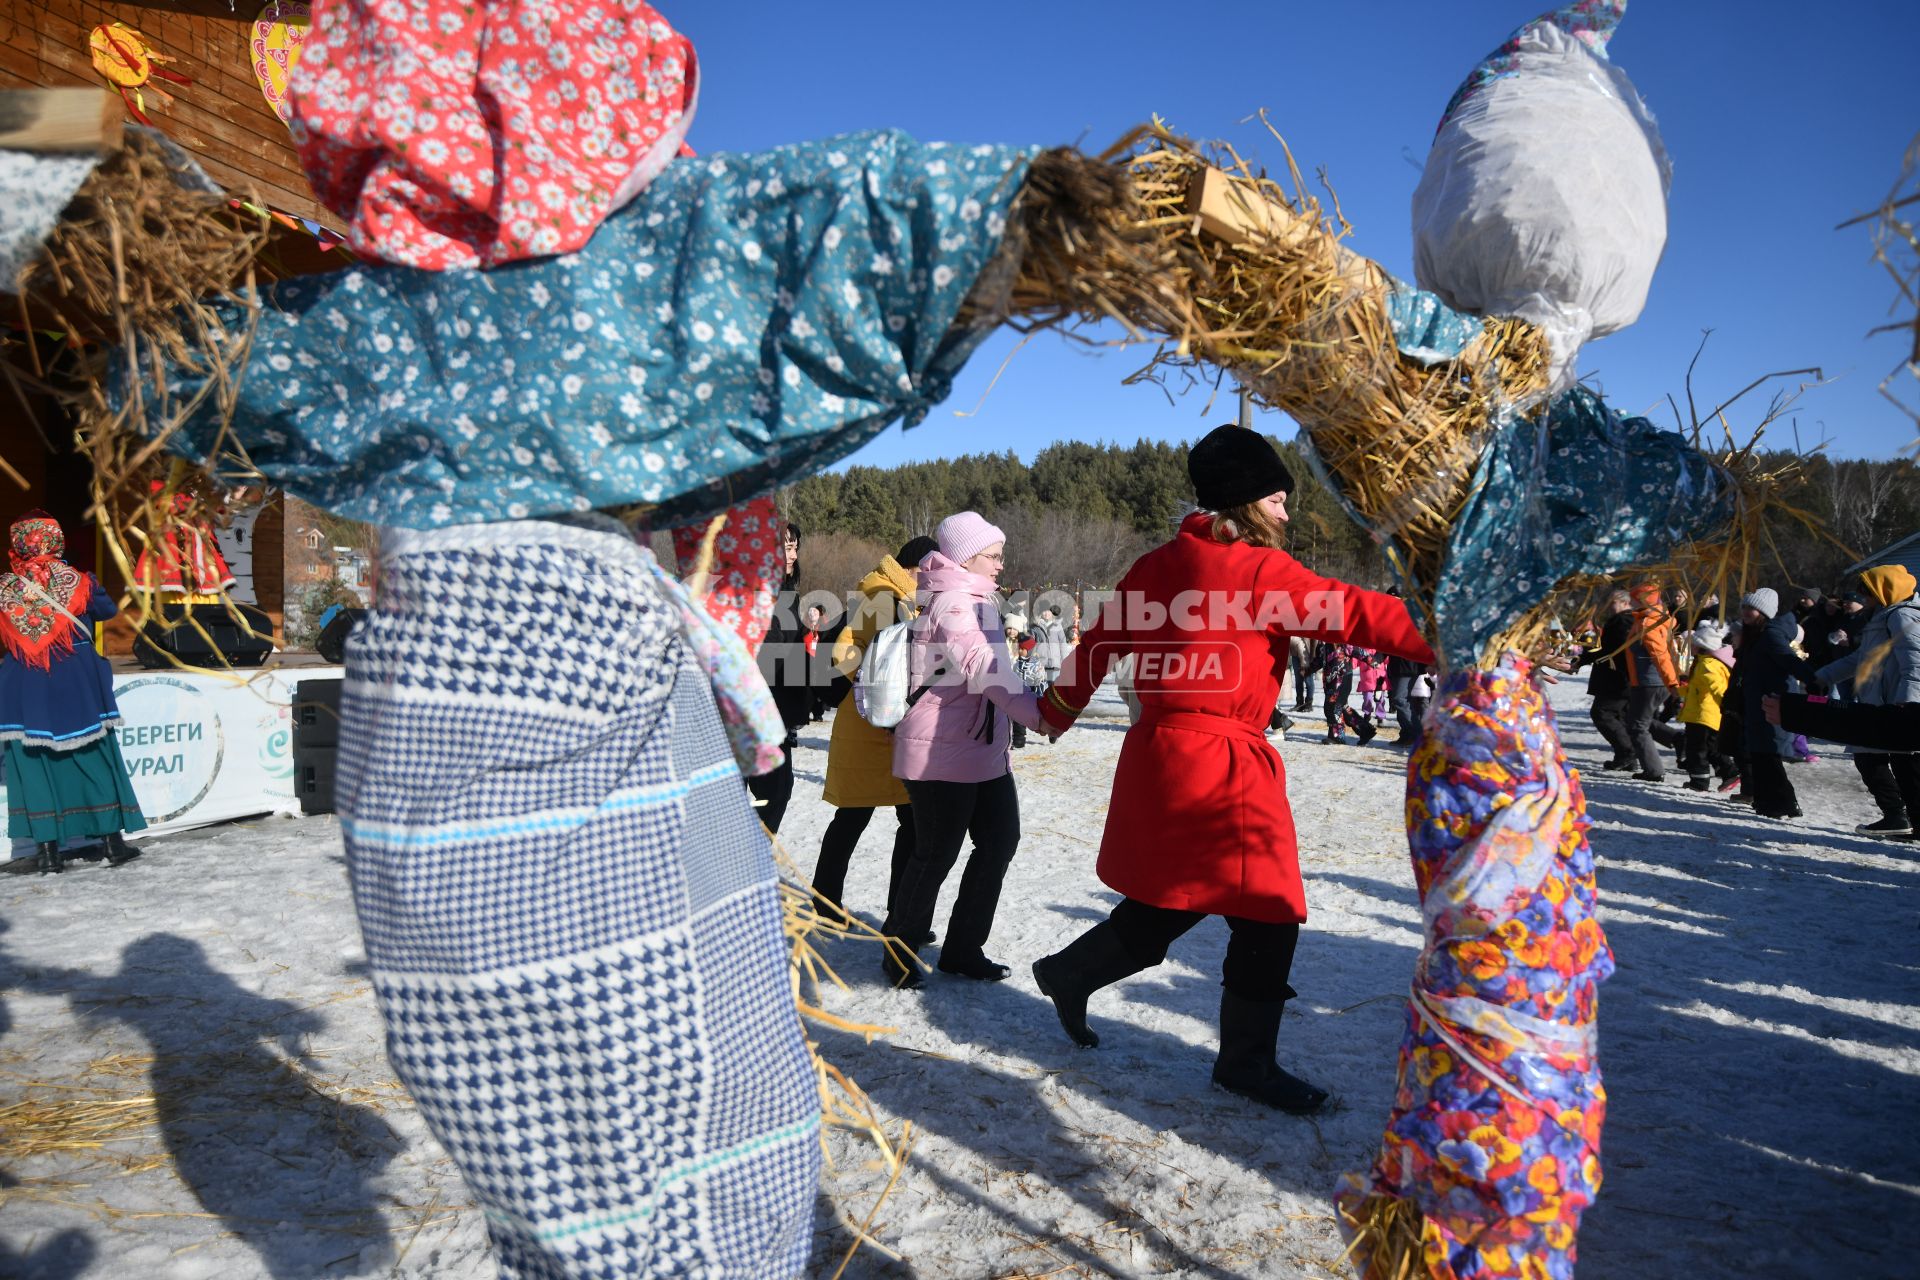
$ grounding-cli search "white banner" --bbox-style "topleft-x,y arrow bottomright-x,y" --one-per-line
4,666 -> 344,853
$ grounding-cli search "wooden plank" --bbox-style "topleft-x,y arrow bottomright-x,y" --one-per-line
0,1 -> 335,226
1183,166 -> 1384,290
0,85 -> 122,151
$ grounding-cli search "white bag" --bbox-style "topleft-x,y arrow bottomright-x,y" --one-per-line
854,618 -> 921,729
1412,10 -> 1670,391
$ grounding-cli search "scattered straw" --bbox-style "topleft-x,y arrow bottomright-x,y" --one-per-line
1337,1192 -> 1430,1280
0,1088 -> 158,1164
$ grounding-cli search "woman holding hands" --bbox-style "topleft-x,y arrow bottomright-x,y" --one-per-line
1031,426 -> 1434,1113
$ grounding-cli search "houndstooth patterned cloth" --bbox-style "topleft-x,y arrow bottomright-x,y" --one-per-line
337,516 -> 820,1279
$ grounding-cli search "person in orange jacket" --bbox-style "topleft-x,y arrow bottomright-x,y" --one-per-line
1029,426 -> 1433,1114
1620,581 -> 1680,781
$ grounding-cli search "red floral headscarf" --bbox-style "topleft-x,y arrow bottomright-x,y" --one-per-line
1,512 -> 92,669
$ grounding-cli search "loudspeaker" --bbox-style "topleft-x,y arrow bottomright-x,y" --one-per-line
314,606 -> 367,664
292,678 -> 344,751
294,743 -> 337,815
133,603 -> 275,669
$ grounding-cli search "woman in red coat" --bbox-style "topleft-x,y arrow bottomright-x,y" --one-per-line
1032,425 -> 1433,1113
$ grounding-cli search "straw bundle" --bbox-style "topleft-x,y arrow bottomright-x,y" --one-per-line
1336,1192 -> 1431,1280
983,121 -> 1554,617
6,129 -> 272,660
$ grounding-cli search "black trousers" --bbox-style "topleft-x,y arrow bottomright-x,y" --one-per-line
1856,753 -> 1920,824
1747,751 -> 1798,818
1591,694 -> 1634,763
1108,897 -> 1301,1003
745,735 -> 797,834
812,804 -> 915,915
883,773 -> 1021,960
1722,709 -> 1749,782
1680,723 -> 1738,783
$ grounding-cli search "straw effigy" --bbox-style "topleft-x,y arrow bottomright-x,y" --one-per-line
2,113 -> 1795,1280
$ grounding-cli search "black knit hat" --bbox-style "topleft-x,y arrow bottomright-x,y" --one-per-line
1187,424 -> 1296,510
897,535 -> 939,569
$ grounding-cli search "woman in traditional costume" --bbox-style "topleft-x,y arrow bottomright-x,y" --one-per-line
1030,427 -> 1432,1112
0,513 -> 146,873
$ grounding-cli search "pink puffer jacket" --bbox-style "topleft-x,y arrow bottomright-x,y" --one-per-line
891,553 -> 1044,784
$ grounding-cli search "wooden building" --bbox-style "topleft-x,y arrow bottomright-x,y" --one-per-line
2,0 -> 328,223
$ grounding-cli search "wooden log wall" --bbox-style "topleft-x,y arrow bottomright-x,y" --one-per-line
0,0 -> 332,227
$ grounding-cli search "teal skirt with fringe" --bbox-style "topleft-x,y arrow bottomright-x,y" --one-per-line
5,733 -> 148,842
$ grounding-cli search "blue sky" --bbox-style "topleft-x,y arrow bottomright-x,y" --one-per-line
675,1 -> 1919,466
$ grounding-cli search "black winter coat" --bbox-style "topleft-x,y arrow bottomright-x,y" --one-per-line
757,582 -> 816,737
1581,613 -> 1634,700
1738,611 -> 1817,753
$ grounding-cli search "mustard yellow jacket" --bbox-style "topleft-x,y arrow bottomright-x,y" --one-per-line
822,556 -> 917,809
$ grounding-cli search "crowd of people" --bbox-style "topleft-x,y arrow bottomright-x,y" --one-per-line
1569,572 -> 1919,833
741,427 -> 1436,1114
732,441 -> 1917,1120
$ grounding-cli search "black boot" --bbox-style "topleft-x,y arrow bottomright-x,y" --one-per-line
938,951 -> 1012,981
1345,709 -> 1377,745
1210,987 -> 1328,1115
881,939 -> 924,990
104,832 -> 142,867
34,841 -> 65,875
1031,922 -> 1150,1048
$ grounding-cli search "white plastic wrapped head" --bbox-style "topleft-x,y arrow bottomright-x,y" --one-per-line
1412,1 -> 1670,391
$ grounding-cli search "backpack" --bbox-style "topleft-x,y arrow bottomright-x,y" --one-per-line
854,619 -> 941,728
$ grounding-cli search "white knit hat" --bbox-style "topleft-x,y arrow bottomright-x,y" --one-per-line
1690,619 -> 1729,650
1741,588 -> 1779,620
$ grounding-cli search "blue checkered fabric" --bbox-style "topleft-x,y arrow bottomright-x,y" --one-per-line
338,517 -> 820,1279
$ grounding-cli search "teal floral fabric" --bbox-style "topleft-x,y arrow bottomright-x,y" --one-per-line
1384,279 -> 1484,365
153,130 -> 1034,528
1432,386 -> 1735,664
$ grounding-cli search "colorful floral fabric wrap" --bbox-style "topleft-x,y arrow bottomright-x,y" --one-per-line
289,0 -> 697,269
1435,0 -> 1626,135
642,546 -> 787,779
152,131 -> 1033,530
1430,386 -> 1735,666
1337,655 -> 1613,1280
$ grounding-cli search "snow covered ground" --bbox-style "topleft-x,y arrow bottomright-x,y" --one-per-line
3,674 -> 1916,1279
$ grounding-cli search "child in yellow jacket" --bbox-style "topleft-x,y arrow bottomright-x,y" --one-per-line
1677,619 -> 1739,792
